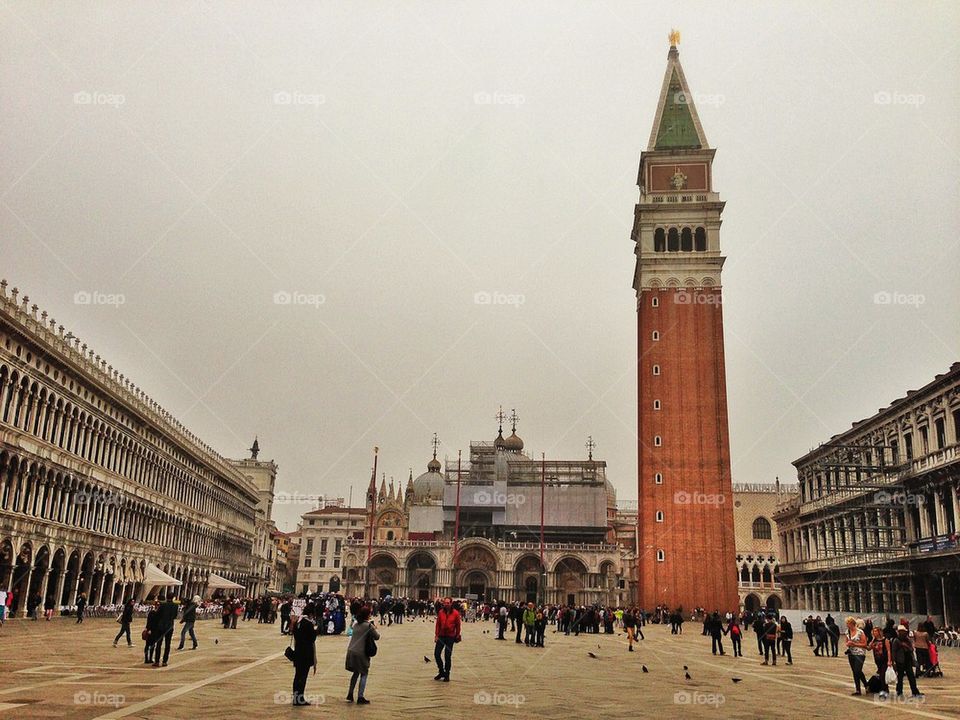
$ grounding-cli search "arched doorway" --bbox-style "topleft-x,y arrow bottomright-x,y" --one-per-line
407,552 -> 436,601
514,555 -> 543,603
766,594 -> 783,612
368,554 -> 399,599
744,593 -> 761,613
554,557 -> 587,606
61,550 -> 80,605
12,542 -> 33,614
0,538 -> 14,594
28,545 -> 50,609
456,543 -> 498,601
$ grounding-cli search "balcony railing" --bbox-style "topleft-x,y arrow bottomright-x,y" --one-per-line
343,537 -> 620,553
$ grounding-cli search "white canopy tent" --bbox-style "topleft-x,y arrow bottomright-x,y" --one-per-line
139,563 -> 182,600
206,572 -> 245,596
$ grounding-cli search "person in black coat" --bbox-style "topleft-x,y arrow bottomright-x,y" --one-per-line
291,603 -> 319,706
75,592 -> 87,624
152,594 -> 178,667
144,600 -> 160,663
708,612 -> 725,655
779,616 -> 794,665
114,598 -> 135,647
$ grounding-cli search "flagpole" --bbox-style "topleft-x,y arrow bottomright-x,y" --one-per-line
540,452 -> 546,605
452,450 -> 462,596
365,447 -> 378,599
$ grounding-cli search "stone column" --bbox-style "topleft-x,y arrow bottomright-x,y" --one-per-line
19,565 -> 33,617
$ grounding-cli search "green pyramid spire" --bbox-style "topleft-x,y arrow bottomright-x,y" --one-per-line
654,68 -> 702,150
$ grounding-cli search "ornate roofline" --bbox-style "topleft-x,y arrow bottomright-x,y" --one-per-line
0,279 -> 258,502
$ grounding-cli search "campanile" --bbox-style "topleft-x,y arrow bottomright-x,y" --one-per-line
631,33 -> 739,612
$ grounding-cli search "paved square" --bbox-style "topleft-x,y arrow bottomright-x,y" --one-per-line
0,617 -> 956,719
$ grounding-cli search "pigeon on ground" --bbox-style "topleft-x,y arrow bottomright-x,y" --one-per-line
598,644 -> 601,649
423,656 -> 430,663
685,672 -> 692,680
588,652 -> 598,659
683,665 -> 688,670
641,666 -> 648,673
732,678 -> 743,684
214,638 -> 219,645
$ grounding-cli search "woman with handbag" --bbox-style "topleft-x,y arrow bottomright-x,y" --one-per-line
345,605 -> 379,705
870,625 -> 892,698
290,603 -> 319,706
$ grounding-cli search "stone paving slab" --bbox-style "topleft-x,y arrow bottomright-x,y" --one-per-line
0,617 -> 957,719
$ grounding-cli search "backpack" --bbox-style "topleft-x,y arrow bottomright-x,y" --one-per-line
364,627 -> 378,657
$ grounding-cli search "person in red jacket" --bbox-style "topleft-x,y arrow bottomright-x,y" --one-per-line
433,597 -> 461,682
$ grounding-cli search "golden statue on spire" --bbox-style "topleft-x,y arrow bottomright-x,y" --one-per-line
669,28 -> 681,47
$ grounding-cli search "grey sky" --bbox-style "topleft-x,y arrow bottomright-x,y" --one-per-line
2,1 -> 958,532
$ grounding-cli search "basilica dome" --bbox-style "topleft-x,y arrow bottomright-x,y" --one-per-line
412,460 -> 445,502
503,431 -> 523,452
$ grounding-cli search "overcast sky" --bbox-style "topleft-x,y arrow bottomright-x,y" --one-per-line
3,1 -> 958,531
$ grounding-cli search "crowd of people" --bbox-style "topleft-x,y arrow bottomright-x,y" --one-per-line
1,581 -> 950,708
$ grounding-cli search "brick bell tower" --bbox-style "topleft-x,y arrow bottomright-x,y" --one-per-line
631,32 -> 738,613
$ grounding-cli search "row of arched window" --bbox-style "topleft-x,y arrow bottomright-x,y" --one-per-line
0,451 -> 251,565
653,226 -> 707,252
0,364 -> 254,527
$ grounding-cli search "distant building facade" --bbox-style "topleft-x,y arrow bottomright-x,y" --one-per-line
0,281 -> 259,613
732,482 -> 795,613
227,438 -> 278,597
775,363 -> 960,625
296,501 -> 365,595
338,418 -> 631,607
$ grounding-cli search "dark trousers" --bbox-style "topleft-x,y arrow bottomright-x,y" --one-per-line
829,635 -> 839,657
711,636 -> 724,655
76,609 -> 84,624
781,639 -> 792,663
515,622 -> 522,643
806,630 -> 814,647
756,633 -> 764,654
434,637 -> 454,677
814,636 -> 826,655
524,625 -> 535,645
153,628 -> 173,665
763,638 -> 777,664
896,663 -> 920,696
876,661 -> 890,694
292,662 -> 311,704
281,616 -> 290,634
497,618 -> 506,639
535,626 -> 544,647
178,622 -> 197,649
848,653 -> 868,693
731,635 -> 742,657
114,622 -> 131,645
